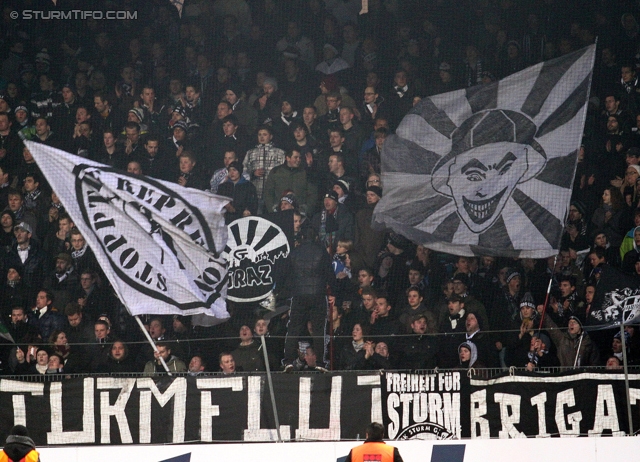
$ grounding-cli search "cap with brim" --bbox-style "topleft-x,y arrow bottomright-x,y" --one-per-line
14,222 -> 32,234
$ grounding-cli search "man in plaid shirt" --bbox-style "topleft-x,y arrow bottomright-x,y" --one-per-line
242,125 -> 285,212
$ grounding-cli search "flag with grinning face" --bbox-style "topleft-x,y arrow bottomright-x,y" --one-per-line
373,45 -> 596,258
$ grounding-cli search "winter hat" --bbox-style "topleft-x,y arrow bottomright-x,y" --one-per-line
439,62 -> 452,72
224,81 -> 244,99
533,332 -> 551,349
570,200 -> 587,217
14,105 -> 28,114
568,315 -> 583,330
128,107 -> 144,122
629,164 -> 640,176
614,330 -> 631,346
263,77 -> 278,90
10,425 -> 29,437
280,193 -> 298,208
519,292 -> 538,320
172,106 -> 187,118
466,311 -> 483,330
173,120 -> 188,132
366,185 -> 383,198
451,272 -> 470,287
227,161 -> 243,175
324,190 -> 339,202
505,268 -> 521,284
334,179 -> 350,195
520,292 -> 536,310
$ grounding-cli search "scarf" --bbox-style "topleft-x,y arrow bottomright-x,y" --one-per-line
36,364 -> 48,374
280,111 -> 297,125
394,85 -> 408,97
319,208 -> 338,249
352,340 -> 364,352
71,243 -> 88,259
56,268 -> 72,283
24,189 -> 41,209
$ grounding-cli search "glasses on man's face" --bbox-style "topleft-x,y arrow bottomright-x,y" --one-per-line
368,179 -> 381,184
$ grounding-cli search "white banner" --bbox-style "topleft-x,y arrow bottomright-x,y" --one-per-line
373,45 -> 596,258
26,142 -> 230,321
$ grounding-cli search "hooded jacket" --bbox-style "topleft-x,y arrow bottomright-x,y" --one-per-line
1,434 -> 40,462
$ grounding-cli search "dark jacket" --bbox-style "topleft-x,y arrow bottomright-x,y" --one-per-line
311,204 -> 355,253
32,307 -> 66,342
285,240 -> 336,297
217,177 -> 258,224
4,240 -> 49,304
355,204 -> 386,270
396,333 -> 439,370
340,343 -> 367,370
42,269 -> 80,313
232,341 -> 265,372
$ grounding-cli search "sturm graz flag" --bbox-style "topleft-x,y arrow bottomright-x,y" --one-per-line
25,142 -> 230,322
373,45 -> 596,258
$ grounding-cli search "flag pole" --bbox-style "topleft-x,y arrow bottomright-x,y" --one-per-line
619,322 -> 634,435
537,254 -> 558,331
259,335 -> 283,442
135,315 -> 172,375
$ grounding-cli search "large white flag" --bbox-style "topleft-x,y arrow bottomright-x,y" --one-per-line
26,142 -> 230,322
373,45 -> 596,258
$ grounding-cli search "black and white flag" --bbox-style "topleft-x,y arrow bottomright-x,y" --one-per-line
26,142 -> 230,321
587,265 -> 640,329
373,45 -> 596,258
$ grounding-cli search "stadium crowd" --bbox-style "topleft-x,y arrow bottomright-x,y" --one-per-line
2,0 -> 640,375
